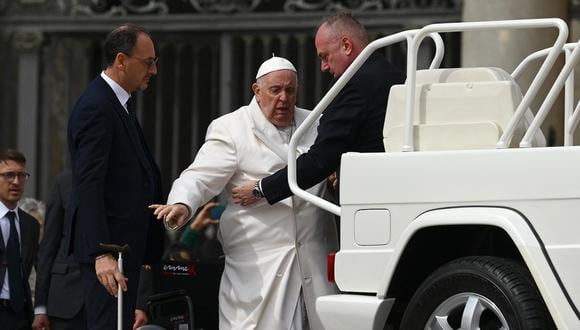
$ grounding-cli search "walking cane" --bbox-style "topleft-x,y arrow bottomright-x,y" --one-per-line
99,243 -> 130,330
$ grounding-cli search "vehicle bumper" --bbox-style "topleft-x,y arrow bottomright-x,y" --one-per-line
316,294 -> 394,330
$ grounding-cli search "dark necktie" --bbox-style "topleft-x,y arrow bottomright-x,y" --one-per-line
126,98 -> 157,186
6,211 -> 25,312
126,98 -> 137,122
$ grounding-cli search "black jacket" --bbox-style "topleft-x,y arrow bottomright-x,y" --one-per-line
262,53 -> 405,203
66,76 -> 164,270
34,170 -> 85,319
0,208 -> 39,321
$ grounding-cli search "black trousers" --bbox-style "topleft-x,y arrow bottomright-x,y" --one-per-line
49,306 -> 88,330
0,303 -> 32,330
79,263 -> 140,330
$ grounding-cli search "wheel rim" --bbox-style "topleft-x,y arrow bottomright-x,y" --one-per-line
426,292 -> 509,330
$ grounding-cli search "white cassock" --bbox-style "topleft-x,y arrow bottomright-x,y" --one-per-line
167,97 -> 338,330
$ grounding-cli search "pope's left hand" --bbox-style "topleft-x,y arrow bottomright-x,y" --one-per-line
232,180 -> 259,207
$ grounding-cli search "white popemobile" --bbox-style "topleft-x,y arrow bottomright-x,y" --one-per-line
288,18 -> 580,329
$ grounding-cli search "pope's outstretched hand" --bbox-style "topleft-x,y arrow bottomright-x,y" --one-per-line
149,203 -> 191,230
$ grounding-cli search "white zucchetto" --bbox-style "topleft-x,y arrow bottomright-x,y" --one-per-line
255,55 -> 297,79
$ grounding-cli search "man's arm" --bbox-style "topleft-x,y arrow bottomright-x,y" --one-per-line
150,119 -> 237,229
69,103 -> 113,256
233,84 -> 365,205
33,172 -> 69,322
70,103 -> 127,296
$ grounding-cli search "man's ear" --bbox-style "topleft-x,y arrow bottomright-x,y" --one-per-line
341,37 -> 353,56
252,83 -> 260,102
116,52 -> 127,71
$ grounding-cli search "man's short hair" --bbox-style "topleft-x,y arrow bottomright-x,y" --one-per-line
0,149 -> 26,166
103,23 -> 150,68
318,12 -> 369,46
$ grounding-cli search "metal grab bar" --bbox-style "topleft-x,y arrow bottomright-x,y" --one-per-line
287,30 -> 444,216
511,42 -> 580,146
521,40 -> 580,147
402,18 -> 568,151
511,43 -> 577,80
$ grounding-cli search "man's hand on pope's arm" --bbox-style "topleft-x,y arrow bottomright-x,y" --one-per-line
149,203 -> 191,230
232,180 -> 260,207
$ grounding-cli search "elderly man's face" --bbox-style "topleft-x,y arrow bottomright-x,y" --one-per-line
252,69 -> 298,127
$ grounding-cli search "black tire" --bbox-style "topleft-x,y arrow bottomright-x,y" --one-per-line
399,256 -> 555,330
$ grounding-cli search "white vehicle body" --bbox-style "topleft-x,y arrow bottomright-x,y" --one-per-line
288,19 -> 580,329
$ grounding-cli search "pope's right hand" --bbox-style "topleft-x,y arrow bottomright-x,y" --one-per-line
149,203 -> 191,230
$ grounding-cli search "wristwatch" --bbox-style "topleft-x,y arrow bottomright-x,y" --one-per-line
252,180 -> 264,200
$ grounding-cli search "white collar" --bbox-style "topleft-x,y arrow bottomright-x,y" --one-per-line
100,71 -> 131,111
0,202 -> 19,222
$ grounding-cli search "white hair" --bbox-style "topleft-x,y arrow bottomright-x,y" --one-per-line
19,198 -> 46,218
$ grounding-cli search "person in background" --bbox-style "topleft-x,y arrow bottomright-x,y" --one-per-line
32,170 -> 87,330
18,198 -> 45,243
66,23 -> 164,330
0,149 -> 40,329
179,202 -> 221,260
150,56 -> 338,329
18,198 -> 46,313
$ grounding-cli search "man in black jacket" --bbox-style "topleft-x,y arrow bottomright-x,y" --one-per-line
232,12 -> 405,206
32,170 -> 87,330
66,24 -> 164,329
0,149 -> 39,330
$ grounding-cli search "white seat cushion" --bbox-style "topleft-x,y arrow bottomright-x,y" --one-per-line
383,67 -> 544,152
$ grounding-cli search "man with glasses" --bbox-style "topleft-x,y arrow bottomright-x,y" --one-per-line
0,149 -> 40,329
66,24 -> 164,329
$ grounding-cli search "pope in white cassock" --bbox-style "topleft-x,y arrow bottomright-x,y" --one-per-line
150,56 -> 338,330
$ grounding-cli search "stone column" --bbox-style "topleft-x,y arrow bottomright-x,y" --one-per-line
462,0 -> 568,146
14,31 -> 43,198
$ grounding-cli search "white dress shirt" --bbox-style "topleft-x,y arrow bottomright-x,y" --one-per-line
100,71 -> 131,113
0,203 -> 22,300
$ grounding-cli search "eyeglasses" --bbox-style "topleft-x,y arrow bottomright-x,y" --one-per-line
0,171 -> 30,182
126,54 -> 159,70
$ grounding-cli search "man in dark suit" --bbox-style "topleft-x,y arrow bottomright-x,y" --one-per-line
32,170 -> 87,330
0,149 -> 40,329
232,12 -> 405,205
66,24 -> 164,329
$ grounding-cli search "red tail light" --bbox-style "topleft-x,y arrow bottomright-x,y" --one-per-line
327,252 -> 336,283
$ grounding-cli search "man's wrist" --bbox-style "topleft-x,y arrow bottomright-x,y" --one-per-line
34,305 -> 47,315
95,253 -> 110,261
252,180 -> 264,200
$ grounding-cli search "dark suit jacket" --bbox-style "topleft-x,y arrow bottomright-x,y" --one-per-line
0,208 -> 40,320
34,170 -> 85,319
262,53 -> 405,203
66,76 -> 164,270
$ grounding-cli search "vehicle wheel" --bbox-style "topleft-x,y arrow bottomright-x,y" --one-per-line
399,256 -> 555,330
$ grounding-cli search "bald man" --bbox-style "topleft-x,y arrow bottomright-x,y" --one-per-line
232,12 -> 405,206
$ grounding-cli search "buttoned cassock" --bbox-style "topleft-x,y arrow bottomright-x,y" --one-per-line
167,98 -> 338,330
